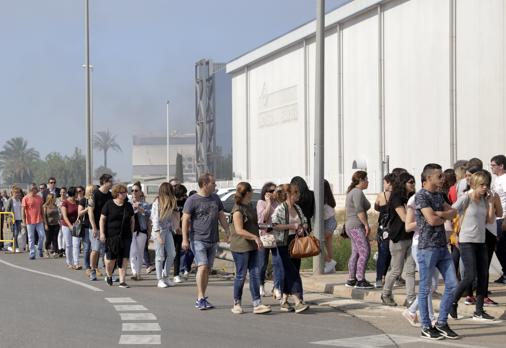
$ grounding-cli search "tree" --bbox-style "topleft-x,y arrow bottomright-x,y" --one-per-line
0,137 -> 40,184
175,153 -> 184,182
94,165 -> 117,181
93,130 -> 121,168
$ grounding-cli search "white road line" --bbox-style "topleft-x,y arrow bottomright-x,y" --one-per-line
120,313 -> 158,321
114,304 -> 148,312
105,297 -> 136,303
0,258 -> 102,292
119,335 -> 161,345
122,323 -> 161,331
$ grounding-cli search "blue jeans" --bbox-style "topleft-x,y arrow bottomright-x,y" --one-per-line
258,247 -> 282,290
232,249 -> 261,305
82,228 -> 91,269
191,240 -> 217,268
180,249 -> 194,273
417,247 -> 458,328
26,222 -> 45,258
376,237 -> 391,281
10,220 -> 22,249
277,245 -> 303,297
155,229 -> 175,280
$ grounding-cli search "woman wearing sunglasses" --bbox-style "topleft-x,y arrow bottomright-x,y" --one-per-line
129,182 -> 150,281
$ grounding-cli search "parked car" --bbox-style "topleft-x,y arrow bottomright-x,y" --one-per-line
220,188 -> 262,213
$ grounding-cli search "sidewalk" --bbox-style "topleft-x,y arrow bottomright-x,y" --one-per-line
300,270 -> 506,319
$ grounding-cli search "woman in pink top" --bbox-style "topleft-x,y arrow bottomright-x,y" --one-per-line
256,182 -> 282,300
22,183 -> 45,260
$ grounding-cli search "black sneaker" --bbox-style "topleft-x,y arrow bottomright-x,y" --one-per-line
105,276 -> 113,286
421,326 -> 444,340
473,311 -> 495,321
118,282 -> 130,288
345,279 -> 357,288
381,294 -> 397,306
355,280 -> 374,289
493,275 -> 506,284
435,323 -> 459,340
449,303 -> 458,319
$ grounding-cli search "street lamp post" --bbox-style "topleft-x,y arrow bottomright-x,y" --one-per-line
166,100 -> 170,181
313,0 -> 325,275
84,0 -> 92,185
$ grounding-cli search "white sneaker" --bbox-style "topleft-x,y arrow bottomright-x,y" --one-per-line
173,275 -> 183,283
157,280 -> 168,288
260,285 -> 266,297
7,246 -> 12,252
324,259 -> 337,274
182,271 -> 189,280
164,278 -> 175,287
15,248 -> 20,253
273,288 -> 282,300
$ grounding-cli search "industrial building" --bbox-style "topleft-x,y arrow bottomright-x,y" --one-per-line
226,0 -> 506,193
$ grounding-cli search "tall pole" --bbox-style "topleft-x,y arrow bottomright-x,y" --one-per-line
166,100 -> 170,181
84,0 -> 92,184
313,0 -> 325,275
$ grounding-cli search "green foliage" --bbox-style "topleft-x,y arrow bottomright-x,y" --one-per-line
32,148 -> 86,187
0,137 -> 40,184
93,129 -> 122,168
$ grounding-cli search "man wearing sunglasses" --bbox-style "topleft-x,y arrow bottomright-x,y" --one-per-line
42,177 -> 60,203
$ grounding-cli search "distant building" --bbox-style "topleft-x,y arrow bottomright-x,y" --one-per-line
132,133 -> 196,182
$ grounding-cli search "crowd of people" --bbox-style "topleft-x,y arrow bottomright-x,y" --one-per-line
345,155 -> 506,341
1,155 -> 506,339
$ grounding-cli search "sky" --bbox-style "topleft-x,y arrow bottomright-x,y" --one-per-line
0,0 -> 349,181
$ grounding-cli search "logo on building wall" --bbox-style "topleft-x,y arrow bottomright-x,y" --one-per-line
257,83 -> 298,127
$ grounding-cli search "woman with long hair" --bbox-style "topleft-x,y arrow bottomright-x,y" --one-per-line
130,182 -> 150,281
100,184 -> 134,288
78,185 -> 95,274
230,182 -> 271,314
56,187 -> 67,257
323,180 -> 337,273
381,172 -> 417,307
257,181 -> 282,299
43,193 -> 60,258
150,182 -> 179,288
61,187 -> 81,269
271,184 -> 309,313
450,171 -> 496,321
345,171 -> 373,289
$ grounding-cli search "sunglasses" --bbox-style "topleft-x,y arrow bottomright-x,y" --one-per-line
76,190 -> 82,193
407,180 -> 415,184
267,189 -> 275,193
132,189 -> 139,192
49,181 -> 56,184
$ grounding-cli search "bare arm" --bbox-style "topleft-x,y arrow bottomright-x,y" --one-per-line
420,207 -> 445,226
357,211 -> 370,236
405,205 -> 417,232
493,193 -> 503,218
99,214 -> 107,242
87,207 -> 97,231
218,211 -> 230,236
77,204 -> 88,218
434,203 -> 456,220
181,213 -> 191,251
61,206 -> 73,228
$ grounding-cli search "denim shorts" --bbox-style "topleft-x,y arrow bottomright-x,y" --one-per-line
90,231 -> 105,253
324,216 -> 337,236
191,240 -> 217,268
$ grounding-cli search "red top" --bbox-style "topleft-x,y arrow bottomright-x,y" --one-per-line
448,184 -> 457,204
61,199 -> 79,227
21,195 -> 43,225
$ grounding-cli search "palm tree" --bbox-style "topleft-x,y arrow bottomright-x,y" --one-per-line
0,137 -> 40,184
93,130 -> 122,168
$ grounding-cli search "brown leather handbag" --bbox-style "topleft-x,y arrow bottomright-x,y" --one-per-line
289,231 -> 321,258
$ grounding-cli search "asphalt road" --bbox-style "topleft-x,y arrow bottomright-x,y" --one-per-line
0,252 -> 382,348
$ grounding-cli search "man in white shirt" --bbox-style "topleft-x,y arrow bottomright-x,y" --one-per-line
490,154 -> 506,284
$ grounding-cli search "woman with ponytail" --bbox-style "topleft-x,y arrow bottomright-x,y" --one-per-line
345,171 -> 373,289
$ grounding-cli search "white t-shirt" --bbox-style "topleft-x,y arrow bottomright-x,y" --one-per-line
491,174 -> 506,219
12,199 -> 22,220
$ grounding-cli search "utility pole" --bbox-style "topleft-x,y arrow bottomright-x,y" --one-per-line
84,0 -> 92,184
313,0 -> 325,275
166,100 -> 170,181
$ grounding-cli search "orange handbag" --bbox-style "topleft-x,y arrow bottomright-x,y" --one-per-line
289,232 -> 321,258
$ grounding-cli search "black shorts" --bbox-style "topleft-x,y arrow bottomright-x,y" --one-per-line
105,236 -> 132,267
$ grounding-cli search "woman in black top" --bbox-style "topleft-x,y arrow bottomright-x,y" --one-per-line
381,172 -> 416,307
100,184 -> 134,288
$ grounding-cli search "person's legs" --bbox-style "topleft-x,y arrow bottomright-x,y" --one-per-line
26,224 -> 36,258
44,225 -> 52,252
452,243 -> 476,306
173,234 -> 182,277
271,247 -> 283,291
155,235 -> 166,280
163,231 -> 176,279
130,233 -> 139,275
376,237 -> 390,282
248,250 -> 261,305
61,226 -> 73,265
404,245 -> 416,302
383,240 -> 405,296
287,234 -> 302,272
495,219 -> 506,276
83,228 -> 91,269
277,245 -> 304,301
436,248 -> 458,325
57,228 -> 64,254
35,222 -> 45,256
118,258 -> 129,283
232,251 -> 248,304
12,220 -> 21,249
258,248 -> 268,286
51,225 -> 59,253
324,232 -> 333,263
347,228 -> 360,280
417,248 -> 440,328
72,236 -> 81,266
474,243 -> 489,314
105,257 -> 115,277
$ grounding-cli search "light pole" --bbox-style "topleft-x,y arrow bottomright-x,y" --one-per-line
313,0 -> 325,275
84,0 -> 92,184
166,100 -> 170,181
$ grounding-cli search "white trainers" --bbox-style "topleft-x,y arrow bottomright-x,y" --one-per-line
324,259 -> 337,274
273,288 -> 282,300
157,280 -> 168,288
173,275 -> 183,283
182,271 -> 189,280
7,246 -> 12,252
260,285 -> 266,297
164,278 -> 175,287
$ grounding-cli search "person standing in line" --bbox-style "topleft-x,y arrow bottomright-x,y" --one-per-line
290,176 -> 314,272
61,187 -> 81,270
374,173 -> 395,288
257,182 -> 282,299
5,186 -> 23,252
230,182 -> 271,314
22,183 -> 45,260
381,172 -> 417,307
88,174 -> 113,280
182,173 -> 230,310
151,183 -> 179,288
323,180 -> 337,274
415,163 -> 458,340
100,184 -> 134,288
43,193 -> 60,258
490,155 -> 506,284
173,183 -> 188,283
344,171 -> 374,289
78,185 -> 95,275
56,187 -> 67,257
129,182 -> 149,281
42,177 -> 60,203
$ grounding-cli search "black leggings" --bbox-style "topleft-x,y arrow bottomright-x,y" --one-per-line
173,234 -> 182,277
453,243 -> 488,313
45,225 -> 59,253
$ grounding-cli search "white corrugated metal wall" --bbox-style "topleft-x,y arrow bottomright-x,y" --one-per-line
228,0 -> 506,193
